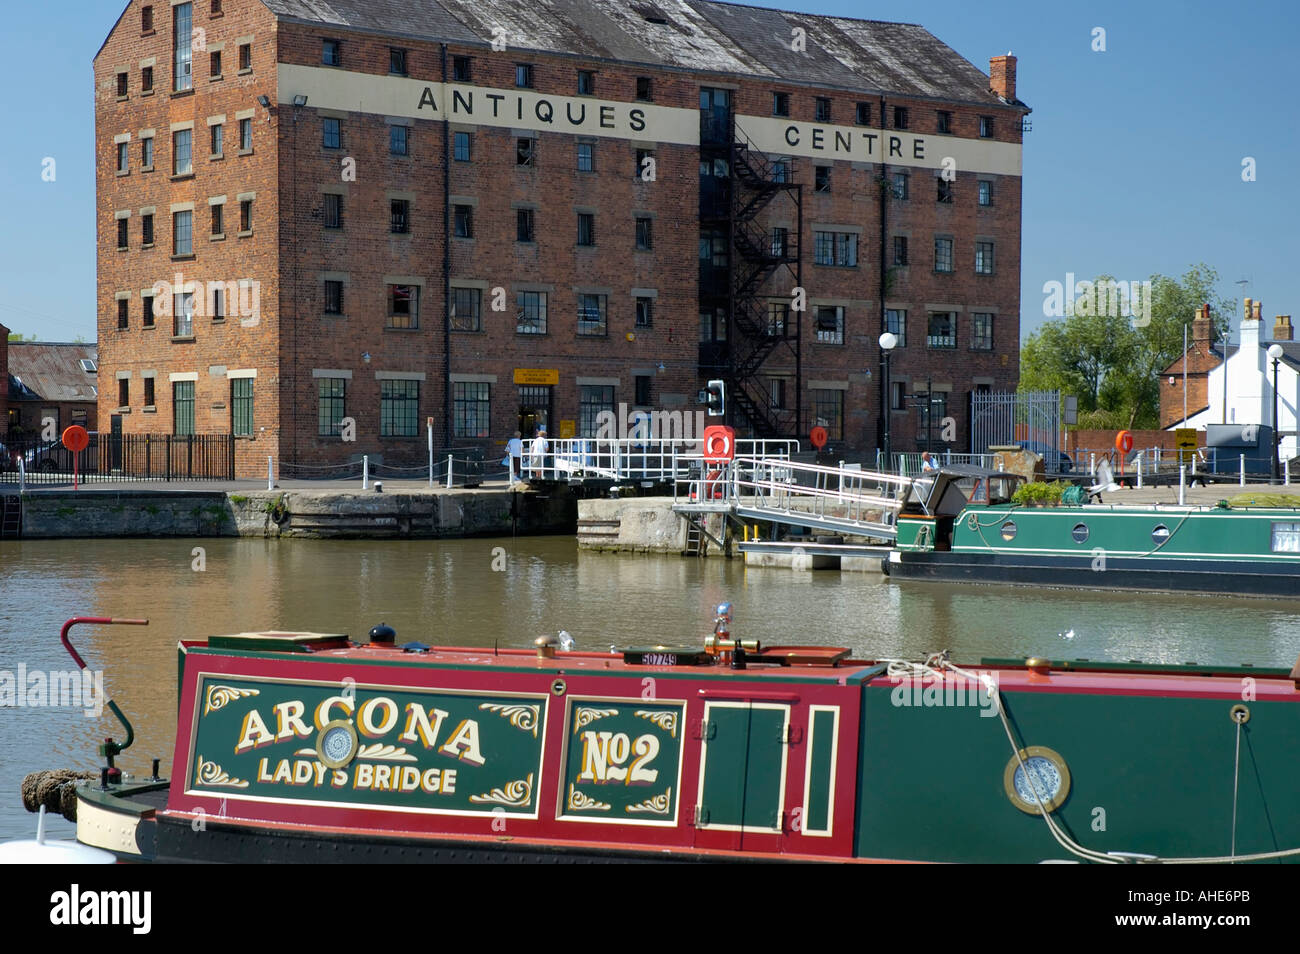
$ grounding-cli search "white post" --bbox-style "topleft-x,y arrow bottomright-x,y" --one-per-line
1240,453 -> 1246,486
1136,454 -> 1143,489
18,458 -> 25,494
427,420 -> 434,488
1089,453 -> 1096,476
446,454 -> 454,489
266,455 -> 273,491
1179,464 -> 1186,505
1287,458 -> 1292,486
362,455 -> 369,491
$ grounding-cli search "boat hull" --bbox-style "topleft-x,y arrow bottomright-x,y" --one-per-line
885,549 -> 1300,597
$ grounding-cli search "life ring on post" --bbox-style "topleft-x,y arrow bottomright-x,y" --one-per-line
1115,430 -> 1134,454
703,425 -> 735,464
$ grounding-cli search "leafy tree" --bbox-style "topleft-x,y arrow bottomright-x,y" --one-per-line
1021,264 -> 1235,429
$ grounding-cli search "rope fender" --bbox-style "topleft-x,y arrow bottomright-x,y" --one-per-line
21,770 -> 95,822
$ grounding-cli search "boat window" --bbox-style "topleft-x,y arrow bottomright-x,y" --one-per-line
1271,522 -> 1300,553
1071,523 -> 1089,543
1151,524 -> 1170,544
1000,520 -> 1017,541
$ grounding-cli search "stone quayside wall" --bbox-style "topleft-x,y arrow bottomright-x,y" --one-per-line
17,490 -> 574,539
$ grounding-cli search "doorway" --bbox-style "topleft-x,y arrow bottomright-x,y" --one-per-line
518,386 -> 553,438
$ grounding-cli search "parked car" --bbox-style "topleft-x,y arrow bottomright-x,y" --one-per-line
24,435 -> 99,474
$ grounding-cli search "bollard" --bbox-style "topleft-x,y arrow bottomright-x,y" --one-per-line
18,458 -> 26,495
1240,454 -> 1246,487
446,454 -> 454,489
1179,464 -> 1186,506
266,456 -> 273,491
1136,454 -> 1143,489
1287,459 -> 1293,486
362,455 -> 369,491
1089,453 -> 1096,476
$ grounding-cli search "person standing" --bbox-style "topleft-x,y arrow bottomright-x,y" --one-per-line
504,430 -> 523,482
529,427 -> 548,476
921,451 -> 938,472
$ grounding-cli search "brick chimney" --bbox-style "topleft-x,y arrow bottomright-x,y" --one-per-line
1275,315 -> 1294,341
990,54 -> 1017,102
1191,303 -> 1214,346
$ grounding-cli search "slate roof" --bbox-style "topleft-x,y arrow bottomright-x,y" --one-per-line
259,0 -> 1022,105
7,343 -> 99,404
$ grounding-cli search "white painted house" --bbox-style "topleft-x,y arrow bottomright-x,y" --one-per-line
1181,300 -> 1298,464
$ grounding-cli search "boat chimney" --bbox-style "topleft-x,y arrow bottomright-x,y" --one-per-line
367,622 -> 396,646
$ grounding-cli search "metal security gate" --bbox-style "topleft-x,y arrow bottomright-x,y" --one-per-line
969,390 -> 1062,470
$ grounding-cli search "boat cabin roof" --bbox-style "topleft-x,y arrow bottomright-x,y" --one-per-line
909,466 -> 1025,516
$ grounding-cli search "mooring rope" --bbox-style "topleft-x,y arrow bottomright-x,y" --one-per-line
21,770 -> 95,822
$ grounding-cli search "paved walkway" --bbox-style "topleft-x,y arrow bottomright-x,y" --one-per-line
1097,482 -> 1300,506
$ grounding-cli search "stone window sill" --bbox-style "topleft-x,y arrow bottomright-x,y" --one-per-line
211,317 -> 226,324
323,313 -> 346,320
384,325 -> 420,332
211,233 -> 225,241
237,68 -> 252,76
171,88 -> 194,99
141,165 -> 154,173
171,254 -> 195,262
116,169 -> 130,177
114,406 -> 131,414
143,406 -> 156,413
210,154 -> 224,163
210,75 -> 223,83
238,148 -> 253,157
142,243 -> 154,250
170,172 -> 194,182
141,89 -> 155,97
171,336 -> 196,343
237,230 -> 253,238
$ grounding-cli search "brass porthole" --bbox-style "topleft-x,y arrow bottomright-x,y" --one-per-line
315,719 -> 359,769
1003,746 -> 1071,815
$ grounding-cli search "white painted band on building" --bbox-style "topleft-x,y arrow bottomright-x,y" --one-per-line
276,64 -> 1022,175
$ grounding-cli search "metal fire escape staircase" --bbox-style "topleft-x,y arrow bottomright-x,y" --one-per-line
727,128 -> 803,439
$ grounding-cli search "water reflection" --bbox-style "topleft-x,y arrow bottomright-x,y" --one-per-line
2,535 -> 1298,840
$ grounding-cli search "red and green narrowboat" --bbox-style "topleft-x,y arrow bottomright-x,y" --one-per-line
886,466 -> 1300,598
56,610 -> 1300,864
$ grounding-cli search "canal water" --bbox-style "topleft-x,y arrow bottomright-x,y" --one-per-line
3,535 -> 1300,841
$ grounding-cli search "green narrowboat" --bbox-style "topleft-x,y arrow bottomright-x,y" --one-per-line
28,612 -> 1300,864
886,466 -> 1300,598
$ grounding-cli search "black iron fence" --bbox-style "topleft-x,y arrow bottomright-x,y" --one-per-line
0,432 -> 234,484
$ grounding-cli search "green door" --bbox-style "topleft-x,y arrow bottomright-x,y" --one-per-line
696,701 -> 790,842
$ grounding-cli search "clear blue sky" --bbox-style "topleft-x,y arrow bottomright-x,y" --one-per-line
0,0 -> 1295,344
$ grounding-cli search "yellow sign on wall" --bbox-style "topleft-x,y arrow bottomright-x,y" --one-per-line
559,420 -> 576,439
514,368 -> 559,386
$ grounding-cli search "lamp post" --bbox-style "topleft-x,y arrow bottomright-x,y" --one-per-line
879,331 -> 898,470
1269,343 -> 1284,483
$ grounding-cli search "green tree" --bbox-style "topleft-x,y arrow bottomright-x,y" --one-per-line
1021,264 -> 1235,429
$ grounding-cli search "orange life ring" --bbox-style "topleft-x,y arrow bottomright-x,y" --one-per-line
1116,430 -> 1134,454
703,425 -> 735,463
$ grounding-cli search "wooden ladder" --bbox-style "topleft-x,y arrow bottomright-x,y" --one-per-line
0,495 -> 20,539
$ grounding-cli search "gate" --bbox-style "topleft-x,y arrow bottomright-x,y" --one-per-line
969,390 -> 1062,471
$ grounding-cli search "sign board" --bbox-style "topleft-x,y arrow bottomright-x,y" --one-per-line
1174,428 -> 1196,463
558,420 -> 576,439
514,368 -> 559,386
557,697 -> 686,826
186,675 -> 548,818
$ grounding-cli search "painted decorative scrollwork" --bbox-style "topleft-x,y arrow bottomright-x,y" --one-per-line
479,702 -> 541,738
566,784 -> 612,812
356,744 -> 417,762
634,709 -> 678,737
573,706 -> 618,731
469,772 -> 534,807
626,787 -> 672,816
194,755 -> 249,789
203,684 -> 259,716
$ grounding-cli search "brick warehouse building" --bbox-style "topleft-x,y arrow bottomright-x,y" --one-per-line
95,0 -> 1027,476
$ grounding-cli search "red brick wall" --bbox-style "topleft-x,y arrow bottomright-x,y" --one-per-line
96,1 -> 1024,474
1066,428 -> 1204,455
94,0 -> 281,477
